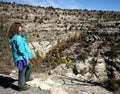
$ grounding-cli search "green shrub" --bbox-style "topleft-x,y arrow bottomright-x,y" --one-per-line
66,60 -> 73,69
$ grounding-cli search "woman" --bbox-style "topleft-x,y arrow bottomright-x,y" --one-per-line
8,22 -> 32,91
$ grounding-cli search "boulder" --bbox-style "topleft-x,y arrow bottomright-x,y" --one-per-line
95,58 -> 108,82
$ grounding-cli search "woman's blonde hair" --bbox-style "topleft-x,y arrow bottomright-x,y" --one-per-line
8,22 -> 22,39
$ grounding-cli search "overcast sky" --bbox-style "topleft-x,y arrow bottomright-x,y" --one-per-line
0,0 -> 120,11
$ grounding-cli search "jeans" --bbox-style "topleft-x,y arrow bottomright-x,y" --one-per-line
18,62 -> 32,88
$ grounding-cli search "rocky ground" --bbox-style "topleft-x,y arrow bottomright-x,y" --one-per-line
0,86 -> 50,94
0,69 -> 114,94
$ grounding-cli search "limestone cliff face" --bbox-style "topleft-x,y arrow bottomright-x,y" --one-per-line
0,2 -> 120,42
0,2 -> 120,57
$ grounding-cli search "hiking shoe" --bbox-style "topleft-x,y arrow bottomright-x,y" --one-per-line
19,85 -> 30,91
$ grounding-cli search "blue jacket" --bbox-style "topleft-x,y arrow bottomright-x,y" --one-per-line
9,34 -> 32,65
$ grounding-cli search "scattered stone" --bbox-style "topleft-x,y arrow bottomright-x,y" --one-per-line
39,83 -> 51,90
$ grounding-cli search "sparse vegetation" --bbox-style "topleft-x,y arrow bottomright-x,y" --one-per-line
104,78 -> 120,91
